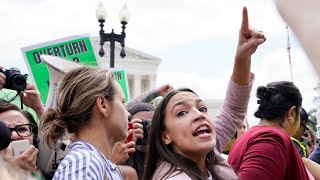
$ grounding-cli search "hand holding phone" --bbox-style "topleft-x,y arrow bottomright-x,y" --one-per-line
126,123 -> 133,143
12,140 -> 30,156
4,140 -> 38,171
126,123 -> 134,157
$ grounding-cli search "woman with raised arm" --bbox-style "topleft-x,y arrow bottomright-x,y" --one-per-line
143,7 -> 266,180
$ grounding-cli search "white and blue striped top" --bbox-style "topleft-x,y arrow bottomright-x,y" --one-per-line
53,140 -> 123,180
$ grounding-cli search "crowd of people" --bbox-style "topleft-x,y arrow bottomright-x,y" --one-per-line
0,4 -> 320,180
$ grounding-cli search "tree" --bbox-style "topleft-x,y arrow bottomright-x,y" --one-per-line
308,82 -> 320,131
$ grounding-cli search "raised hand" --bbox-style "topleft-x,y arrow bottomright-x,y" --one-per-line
131,118 -> 144,143
110,132 -> 136,165
232,7 -> 266,85
156,84 -> 174,97
19,83 -> 44,119
237,7 -> 266,60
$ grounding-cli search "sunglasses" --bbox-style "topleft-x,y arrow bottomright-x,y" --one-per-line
8,124 -> 34,137
300,123 -> 309,135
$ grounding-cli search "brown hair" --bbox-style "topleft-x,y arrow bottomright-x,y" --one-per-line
143,88 -> 216,180
307,125 -> 317,146
40,66 -> 115,148
0,103 -> 39,147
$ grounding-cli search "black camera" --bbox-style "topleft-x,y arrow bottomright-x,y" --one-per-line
136,120 -> 152,145
0,68 -> 27,91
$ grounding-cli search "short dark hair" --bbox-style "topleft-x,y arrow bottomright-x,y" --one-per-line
127,102 -> 156,117
254,81 -> 302,126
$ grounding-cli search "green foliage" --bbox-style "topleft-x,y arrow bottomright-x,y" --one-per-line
308,82 -> 320,132
313,82 -> 320,109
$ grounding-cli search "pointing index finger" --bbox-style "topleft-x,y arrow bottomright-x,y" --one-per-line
241,6 -> 250,36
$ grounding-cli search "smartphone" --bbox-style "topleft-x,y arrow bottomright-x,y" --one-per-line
12,140 -> 30,156
126,123 -> 134,157
126,123 -> 133,143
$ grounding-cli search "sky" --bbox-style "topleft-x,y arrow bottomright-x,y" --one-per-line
0,0 -> 319,126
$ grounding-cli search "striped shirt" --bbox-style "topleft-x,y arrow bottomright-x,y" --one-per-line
53,140 -> 123,180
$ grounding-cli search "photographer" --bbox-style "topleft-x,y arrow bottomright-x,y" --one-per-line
0,66 -> 44,119
127,102 -> 156,179
0,66 -> 44,178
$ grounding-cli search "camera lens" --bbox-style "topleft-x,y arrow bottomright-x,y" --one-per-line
12,75 -> 27,91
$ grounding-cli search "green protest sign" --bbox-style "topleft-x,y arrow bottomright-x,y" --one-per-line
0,88 -> 38,123
112,70 -> 130,102
21,34 -> 99,104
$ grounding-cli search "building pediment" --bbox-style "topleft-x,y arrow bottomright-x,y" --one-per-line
92,36 -> 161,63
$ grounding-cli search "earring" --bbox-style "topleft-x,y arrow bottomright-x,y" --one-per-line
162,134 -> 171,145
163,139 -> 171,145
288,117 -> 294,124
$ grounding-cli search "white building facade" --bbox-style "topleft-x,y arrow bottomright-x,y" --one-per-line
92,36 -> 223,116
92,37 -> 161,98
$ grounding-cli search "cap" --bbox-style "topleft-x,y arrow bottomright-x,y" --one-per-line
127,102 -> 156,116
300,108 -> 317,125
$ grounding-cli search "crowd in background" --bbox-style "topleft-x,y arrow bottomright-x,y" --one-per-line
1,3 -> 320,180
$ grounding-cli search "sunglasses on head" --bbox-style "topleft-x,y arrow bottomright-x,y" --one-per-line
300,123 -> 309,135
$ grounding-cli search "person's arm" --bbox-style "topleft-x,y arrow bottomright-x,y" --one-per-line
274,0 -> 320,77
231,7 -> 265,85
125,84 -> 173,110
302,157 -> 320,180
214,76 -> 254,152
214,7 -> 265,152
19,83 -> 45,120
110,130 -> 136,166
118,165 -> 138,180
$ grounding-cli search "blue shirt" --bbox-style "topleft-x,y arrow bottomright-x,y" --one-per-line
309,143 -> 320,164
53,140 -> 123,180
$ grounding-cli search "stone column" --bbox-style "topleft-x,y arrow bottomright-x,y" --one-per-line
149,74 -> 157,90
133,74 -> 141,98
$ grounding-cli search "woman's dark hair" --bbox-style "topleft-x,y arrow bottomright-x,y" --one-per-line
40,66 -> 116,148
254,81 -> 302,126
0,103 -> 39,147
143,88 -> 216,180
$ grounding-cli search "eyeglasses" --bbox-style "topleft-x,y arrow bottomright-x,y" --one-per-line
8,124 -> 34,137
300,123 -> 309,135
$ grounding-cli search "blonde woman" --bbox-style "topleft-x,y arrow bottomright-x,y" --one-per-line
40,66 -> 130,180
